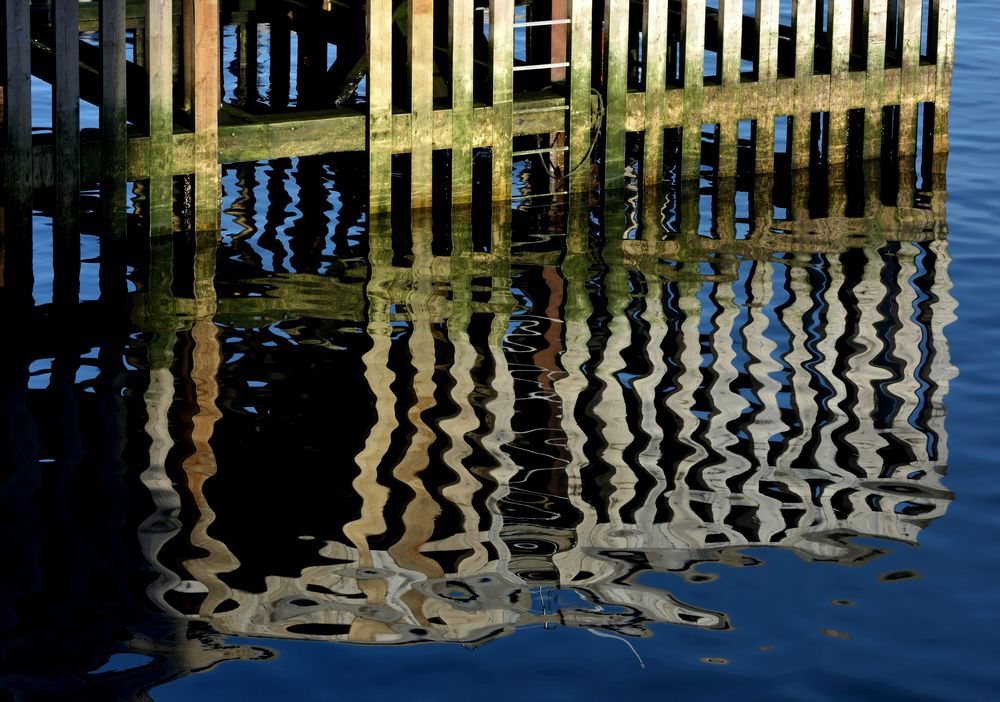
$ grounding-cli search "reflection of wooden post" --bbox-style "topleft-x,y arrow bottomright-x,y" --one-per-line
368,0 -> 393,213
449,0 -> 474,204
193,0 -> 220,232
147,0 -> 175,234
101,0 -> 128,236
642,1 -> 668,185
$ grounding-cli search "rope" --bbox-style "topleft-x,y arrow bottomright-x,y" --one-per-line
536,88 -> 606,183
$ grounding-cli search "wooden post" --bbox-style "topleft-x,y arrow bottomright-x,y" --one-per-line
829,0 -> 851,74
368,0 -> 393,213
54,0 -> 81,232
681,0 -> 705,181
793,0 -> 815,79
602,0 -> 629,192
3,0 -> 31,219
642,0 -> 669,185
101,0 -> 128,236
567,0 -> 592,194
754,115 -> 774,173
718,119 -> 739,177
864,0 -> 888,160
410,0 -> 434,208
193,0 -> 220,233
718,0 -> 742,87
449,0 -> 474,204
756,0 -> 779,81
146,0 -> 175,234
490,0 -> 514,202
931,0 -> 955,165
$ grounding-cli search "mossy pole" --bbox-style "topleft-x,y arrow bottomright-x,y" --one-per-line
864,0 -> 888,161
193,0 -> 220,233
53,0 -> 80,306
3,0 -> 32,303
146,0 -> 175,235
368,0 -> 393,214
449,0 -> 474,205
409,0 -> 434,208
680,0 -> 705,182
490,0 -> 514,204
567,0 -> 592,194
100,0 -> 128,237
602,0 -> 628,192
642,0 -> 668,185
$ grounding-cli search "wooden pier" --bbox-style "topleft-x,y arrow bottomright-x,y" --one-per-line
1,0 -> 955,236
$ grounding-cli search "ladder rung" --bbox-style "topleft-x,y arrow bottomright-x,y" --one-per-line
512,146 -> 570,157
514,19 -> 572,28
513,62 -> 571,72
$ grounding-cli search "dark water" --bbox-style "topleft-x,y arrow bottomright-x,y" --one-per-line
3,3 -> 1000,701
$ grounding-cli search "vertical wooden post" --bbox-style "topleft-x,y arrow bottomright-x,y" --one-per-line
146,0 -> 174,234
368,0 -> 393,213
680,0 -> 705,181
193,0 -> 220,233
3,0 -> 31,219
718,119 -> 739,177
793,0 -> 815,79
864,0 -> 887,160
718,0 -> 742,87
756,0 -> 779,81
567,0 -> 592,194
754,115 -> 774,173
410,0 -> 434,208
828,0 -> 851,74
182,0 -> 195,111
897,0 -> 921,159
449,0 -> 473,205
101,0 -> 128,236
642,0 -> 669,185
54,0 -> 81,232
931,0 -> 955,164
602,0 -> 629,192
490,0 -> 514,202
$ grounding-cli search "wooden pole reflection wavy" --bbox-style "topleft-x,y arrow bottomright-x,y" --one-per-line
135,169 -> 954,650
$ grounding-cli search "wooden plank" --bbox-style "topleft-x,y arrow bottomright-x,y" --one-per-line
717,118 -> 738,177
146,0 -> 175,234
642,0 -> 669,184
756,0 -> 779,82
368,0 -> 393,213
567,0 -> 592,194
932,0 -> 955,161
900,0 -> 921,72
681,0 -> 706,181
491,0 -> 514,201
718,0 -> 742,87
193,0 -> 220,232
54,0 -> 81,232
828,0 -> 851,74
827,107 -> 847,166
754,114 -> 774,173
791,111 -> 811,170
793,0 -> 815,79
449,0 -> 474,204
409,0 -> 434,208
101,0 -> 129,236
602,0 -> 629,192
182,0 -> 194,111
864,0 -> 888,159
3,0 -> 32,217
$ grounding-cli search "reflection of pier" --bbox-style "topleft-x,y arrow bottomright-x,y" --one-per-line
1,0 -> 955,236
118,162 -> 957,647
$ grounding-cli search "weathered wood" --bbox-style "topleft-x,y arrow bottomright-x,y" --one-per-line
793,0 -> 815,79
54,0 -> 81,232
864,0 -> 888,160
932,0 -> 955,161
567,0 -> 592,194
717,118 -> 738,177
718,0 -> 742,87
642,0 -> 669,184
681,0 -> 706,181
3,0 -> 31,217
101,0 -> 129,236
146,0 -> 175,234
828,0 -> 851,74
409,0 -> 434,208
602,0 -> 629,191
193,0 -> 220,232
449,0 -> 474,203
756,0 -> 779,81
368,0 -> 394,213
491,0 -> 514,202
